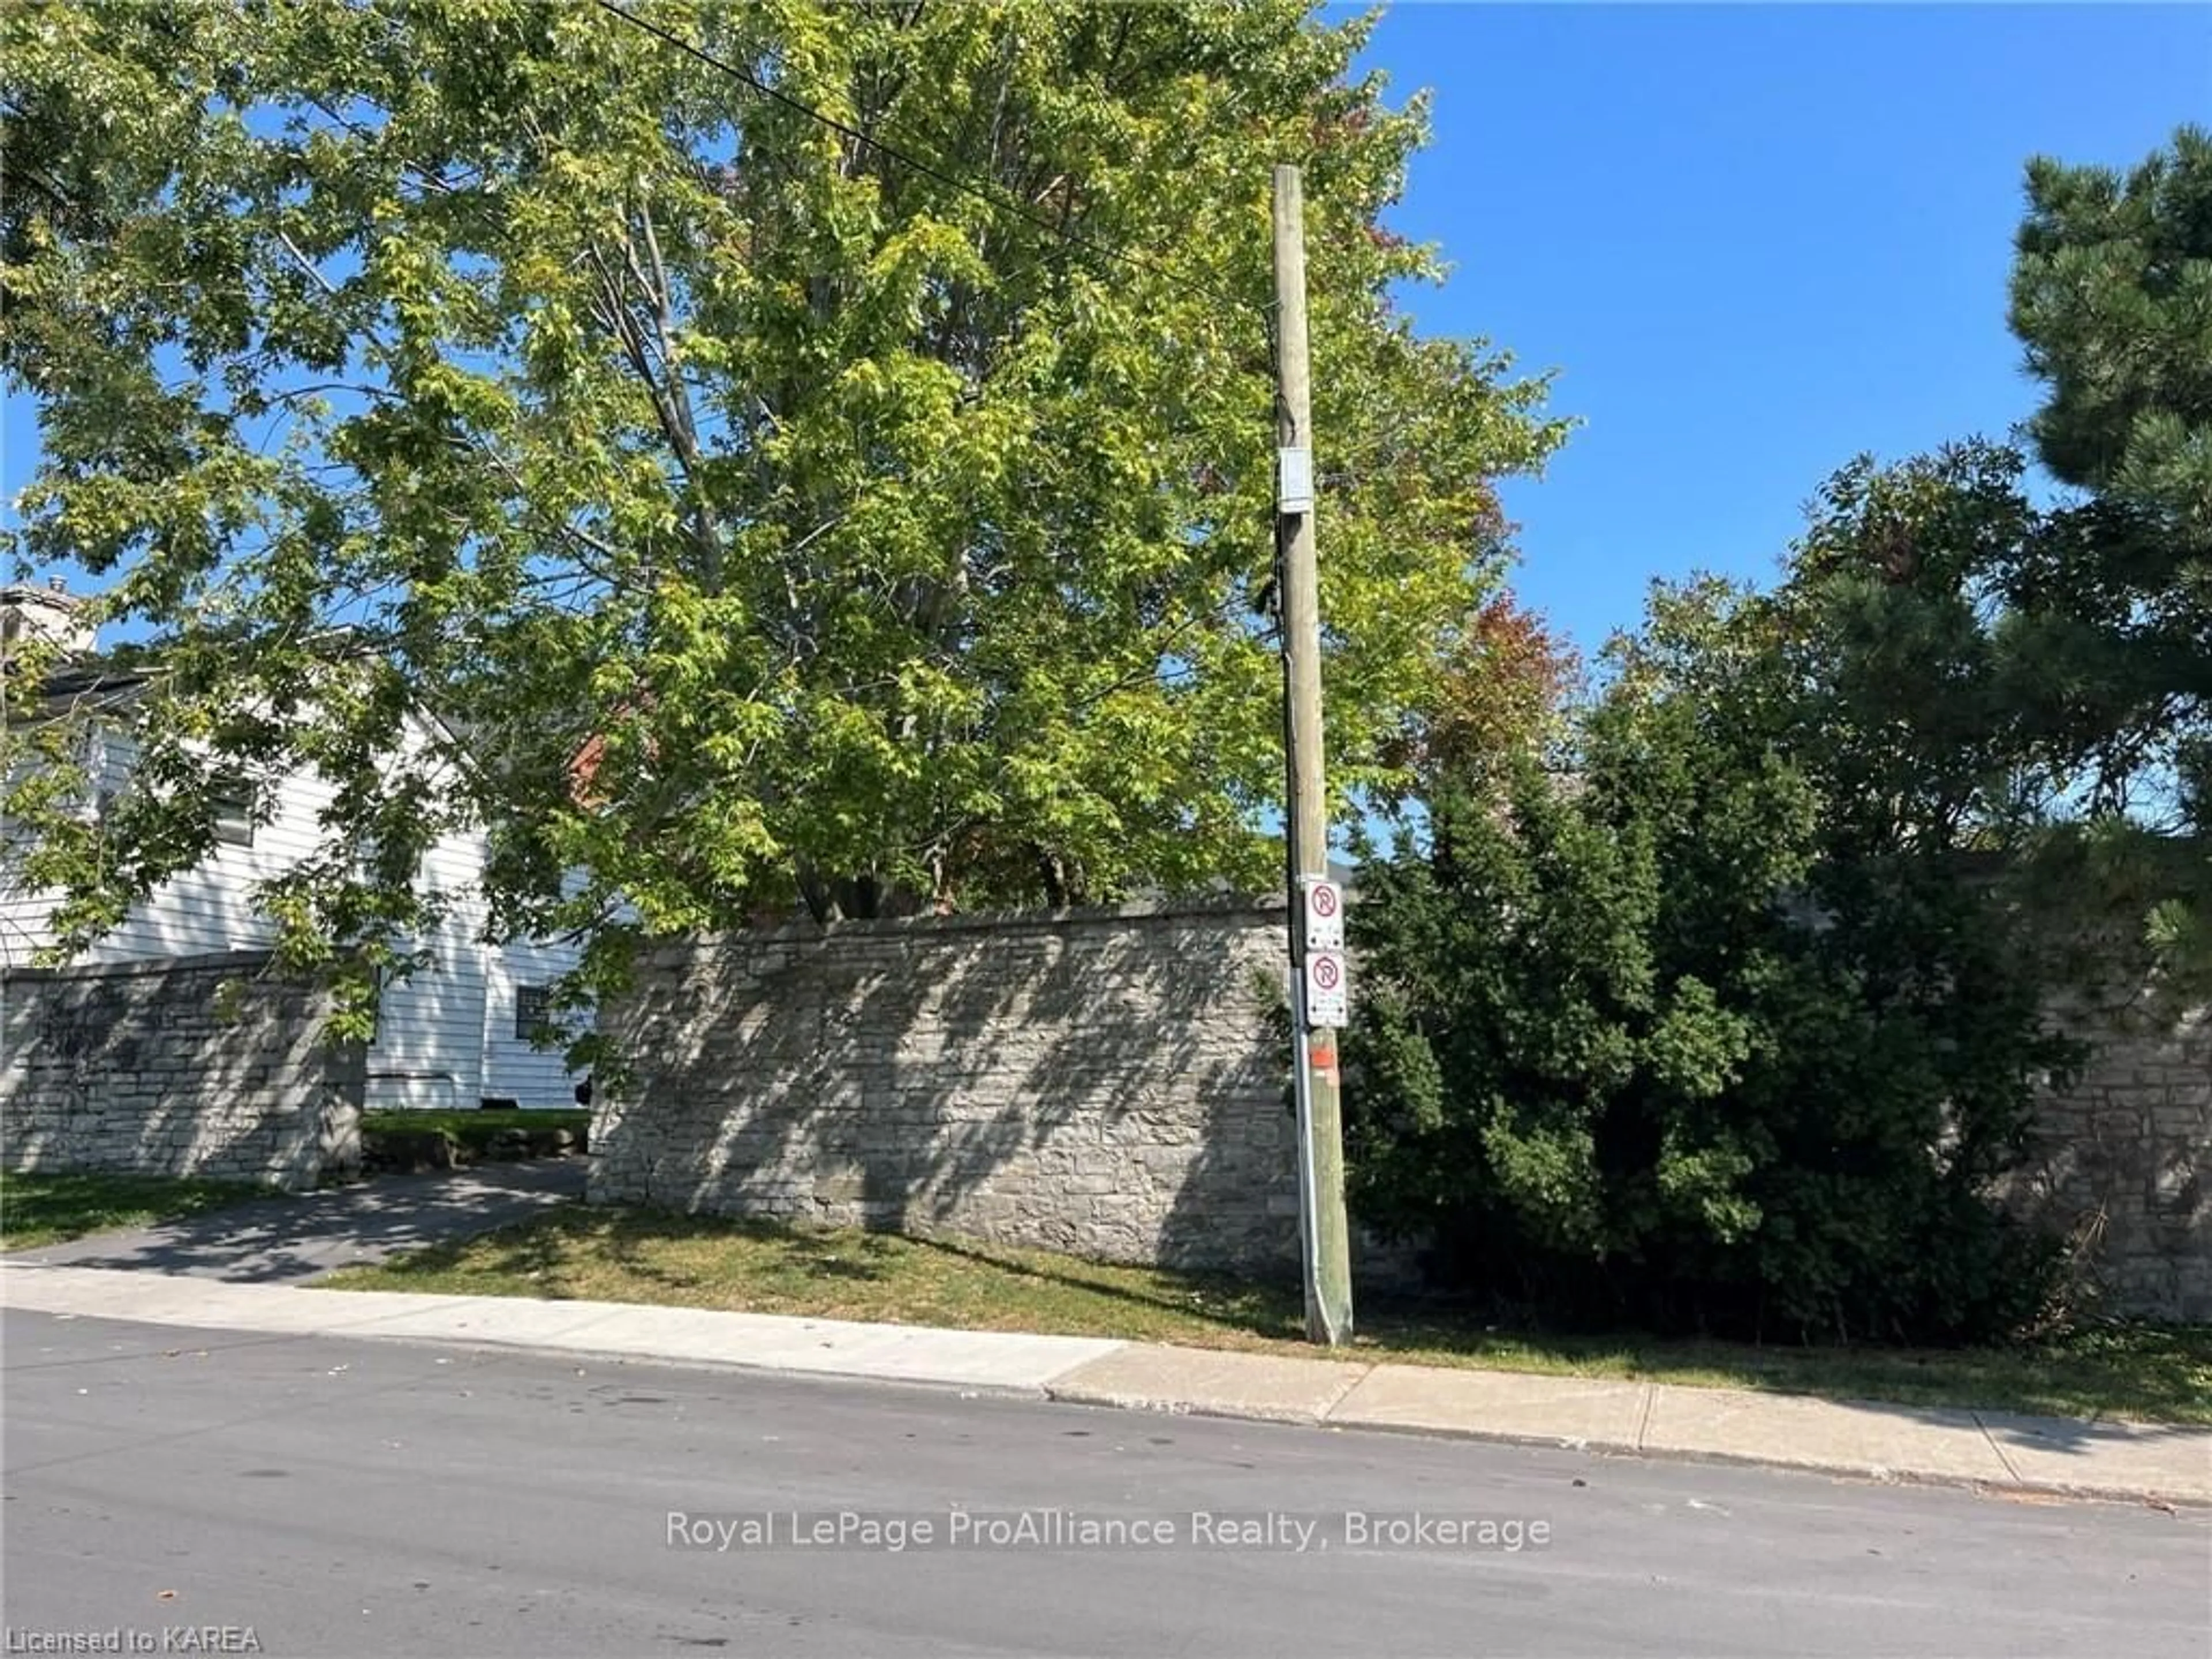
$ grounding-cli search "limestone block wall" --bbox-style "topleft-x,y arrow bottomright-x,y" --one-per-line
589,900 -> 2208,1319
2006,992 -> 2210,1322
589,902 -> 1305,1271
1,952 -> 363,1190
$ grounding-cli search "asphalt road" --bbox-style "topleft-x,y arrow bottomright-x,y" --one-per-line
4,1309 -> 2205,1658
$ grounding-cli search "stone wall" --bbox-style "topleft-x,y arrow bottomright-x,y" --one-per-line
1,952 -> 363,1190
590,902 -> 1305,1271
593,901 -> 2208,1319
2005,987 -> 2210,1323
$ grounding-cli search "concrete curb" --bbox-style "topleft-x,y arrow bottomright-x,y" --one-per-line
1295,1415 -> 2203,1512
1037,1349 -> 2211,1511
1041,1343 -> 1372,1426
6,1263 -> 2206,1510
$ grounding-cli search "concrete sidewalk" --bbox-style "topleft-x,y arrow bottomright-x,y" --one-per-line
4,1260 -> 2206,1509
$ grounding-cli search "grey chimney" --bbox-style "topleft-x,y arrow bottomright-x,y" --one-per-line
0,580 -> 97,665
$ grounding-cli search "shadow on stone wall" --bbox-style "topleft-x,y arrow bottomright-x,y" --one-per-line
1,952 -> 364,1190
590,902 -> 1307,1274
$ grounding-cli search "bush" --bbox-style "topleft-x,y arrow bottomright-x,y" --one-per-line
358,1109 -> 589,1172
1343,580 -> 2077,1346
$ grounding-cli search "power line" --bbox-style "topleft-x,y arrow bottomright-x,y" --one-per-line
586,0 -> 1249,311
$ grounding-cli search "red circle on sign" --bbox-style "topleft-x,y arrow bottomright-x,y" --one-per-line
1313,956 -> 1340,989
1312,886 -> 1338,917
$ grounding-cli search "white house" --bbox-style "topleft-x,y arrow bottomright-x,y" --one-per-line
0,582 -> 588,1111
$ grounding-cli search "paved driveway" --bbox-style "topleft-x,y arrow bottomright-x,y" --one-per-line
6,1158 -> 584,1283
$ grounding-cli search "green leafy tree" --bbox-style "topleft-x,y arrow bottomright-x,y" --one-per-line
1346,450 -> 2094,1342
1340,129 -> 2207,1342
1,1 -> 1566,1020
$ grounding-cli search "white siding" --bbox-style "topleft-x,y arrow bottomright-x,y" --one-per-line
3,726 -> 341,965
0,882 -> 58,968
480,931 -> 589,1106
4,718 -> 493,1112
1,732 -> 100,967
88,729 -> 334,960
361,824 -> 493,1114
5,708 -> 604,1109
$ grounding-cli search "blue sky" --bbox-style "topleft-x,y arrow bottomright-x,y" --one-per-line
5,3 -> 2205,658
1345,2 -> 2210,656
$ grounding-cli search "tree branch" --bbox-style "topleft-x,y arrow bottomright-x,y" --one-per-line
274,229 -> 339,296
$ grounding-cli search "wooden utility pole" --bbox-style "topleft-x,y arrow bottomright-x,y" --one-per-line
1271,163 -> 1354,1347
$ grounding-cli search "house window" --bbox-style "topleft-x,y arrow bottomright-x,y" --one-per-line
514,984 -> 555,1042
211,783 -> 255,847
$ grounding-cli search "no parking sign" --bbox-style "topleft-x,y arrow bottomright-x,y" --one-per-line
1301,876 -> 1344,951
1304,948 -> 1349,1028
